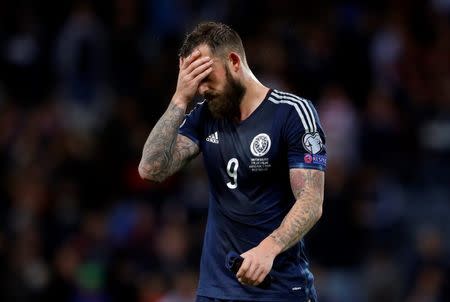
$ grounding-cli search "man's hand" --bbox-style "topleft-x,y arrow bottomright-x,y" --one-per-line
173,49 -> 213,107
236,238 -> 280,286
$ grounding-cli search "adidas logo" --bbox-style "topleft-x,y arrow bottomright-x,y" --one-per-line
206,131 -> 219,144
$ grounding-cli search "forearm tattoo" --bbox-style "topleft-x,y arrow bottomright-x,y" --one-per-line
270,169 -> 324,253
139,103 -> 199,182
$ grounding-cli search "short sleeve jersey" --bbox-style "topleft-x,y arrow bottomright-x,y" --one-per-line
179,89 -> 326,301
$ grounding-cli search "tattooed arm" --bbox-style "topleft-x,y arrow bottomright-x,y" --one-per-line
138,103 -> 200,182
268,168 -> 324,253
237,168 -> 324,286
138,49 -> 213,182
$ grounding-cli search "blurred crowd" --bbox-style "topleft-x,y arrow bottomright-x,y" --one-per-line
0,0 -> 449,301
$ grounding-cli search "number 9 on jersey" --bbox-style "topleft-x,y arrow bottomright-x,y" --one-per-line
226,158 -> 239,189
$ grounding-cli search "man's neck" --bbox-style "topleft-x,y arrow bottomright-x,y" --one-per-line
239,78 -> 269,121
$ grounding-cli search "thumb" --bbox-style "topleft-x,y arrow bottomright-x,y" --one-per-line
240,251 -> 250,258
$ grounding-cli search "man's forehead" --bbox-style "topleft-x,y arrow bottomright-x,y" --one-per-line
196,44 -> 213,57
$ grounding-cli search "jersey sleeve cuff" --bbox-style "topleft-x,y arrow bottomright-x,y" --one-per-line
178,131 -> 200,146
289,163 -> 326,171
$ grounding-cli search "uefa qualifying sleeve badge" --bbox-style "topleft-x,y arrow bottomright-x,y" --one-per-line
302,132 -> 323,154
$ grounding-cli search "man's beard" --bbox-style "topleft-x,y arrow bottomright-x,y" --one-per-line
204,69 -> 246,121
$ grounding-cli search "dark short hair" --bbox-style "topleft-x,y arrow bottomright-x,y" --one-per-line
178,22 -> 246,63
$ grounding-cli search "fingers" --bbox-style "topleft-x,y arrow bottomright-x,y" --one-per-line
236,255 -> 271,286
236,256 -> 261,286
245,262 -> 260,285
236,257 -> 251,281
179,50 -> 213,85
185,56 -> 212,74
255,268 -> 269,285
193,65 -> 213,83
174,49 -> 212,103
189,58 -> 213,79
181,49 -> 201,69
245,265 -> 267,286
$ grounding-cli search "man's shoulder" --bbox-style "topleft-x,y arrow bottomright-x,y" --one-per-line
268,89 -> 315,112
267,89 -> 319,133
268,89 -> 313,106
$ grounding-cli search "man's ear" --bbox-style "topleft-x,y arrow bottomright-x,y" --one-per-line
228,52 -> 241,72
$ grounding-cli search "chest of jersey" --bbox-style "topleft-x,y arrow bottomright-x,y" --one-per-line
200,107 -> 286,194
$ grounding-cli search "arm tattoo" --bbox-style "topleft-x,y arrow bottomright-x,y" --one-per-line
269,169 -> 324,253
139,103 -> 199,182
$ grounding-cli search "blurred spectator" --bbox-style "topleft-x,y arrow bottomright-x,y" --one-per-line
158,269 -> 198,302
404,226 -> 449,301
363,248 -> 403,302
370,10 -> 406,90
318,84 -> 359,173
43,242 -> 80,301
138,273 -> 167,302
54,0 -> 110,133
111,0 -> 142,97
1,6 -> 48,106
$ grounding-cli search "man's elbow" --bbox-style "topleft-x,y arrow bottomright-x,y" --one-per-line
315,203 -> 323,222
138,162 -> 165,183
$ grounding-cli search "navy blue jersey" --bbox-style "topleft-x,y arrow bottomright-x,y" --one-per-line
179,89 -> 326,301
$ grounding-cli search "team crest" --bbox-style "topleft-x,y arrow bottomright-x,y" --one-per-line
302,132 -> 323,154
250,133 -> 271,157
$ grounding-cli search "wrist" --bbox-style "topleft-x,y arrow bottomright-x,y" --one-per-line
171,94 -> 189,110
260,235 -> 283,258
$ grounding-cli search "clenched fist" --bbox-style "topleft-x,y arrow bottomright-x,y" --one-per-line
236,243 -> 276,286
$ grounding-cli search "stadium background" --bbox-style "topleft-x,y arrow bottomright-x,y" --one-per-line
0,0 -> 449,301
